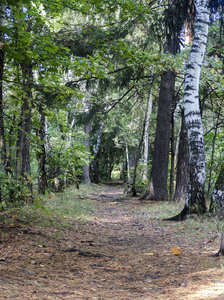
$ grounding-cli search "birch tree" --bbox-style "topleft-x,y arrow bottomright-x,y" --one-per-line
168,0 -> 209,220
142,87 -> 153,182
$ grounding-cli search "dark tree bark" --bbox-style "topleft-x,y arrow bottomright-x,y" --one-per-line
0,5 -> 6,202
141,0 -> 191,201
209,163 -> 224,217
207,110 -> 220,197
131,120 -> 145,197
173,110 -> 189,202
213,225 -> 224,257
142,70 -> 175,200
36,109 -> 47,194
0,44 -> 5,203
0,42 -> 6,169
16,62 -> 33,193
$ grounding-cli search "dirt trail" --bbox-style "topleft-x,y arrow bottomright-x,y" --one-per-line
0,182 -> 224,299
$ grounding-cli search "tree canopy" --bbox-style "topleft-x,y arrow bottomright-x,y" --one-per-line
0,0 -> 223,223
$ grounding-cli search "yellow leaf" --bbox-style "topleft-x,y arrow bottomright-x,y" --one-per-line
145,253 -> 154,255
172,248 -> 181,255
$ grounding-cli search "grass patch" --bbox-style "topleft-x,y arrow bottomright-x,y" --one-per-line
130,200 -> 221,249
0,183 -> 102,230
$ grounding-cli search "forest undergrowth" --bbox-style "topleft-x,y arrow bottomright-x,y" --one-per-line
0,181 -> 224,299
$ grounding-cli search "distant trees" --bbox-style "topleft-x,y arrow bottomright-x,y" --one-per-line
0,0 -> 224,219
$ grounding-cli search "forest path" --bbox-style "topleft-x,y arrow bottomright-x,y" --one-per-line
0,181 -> 224,299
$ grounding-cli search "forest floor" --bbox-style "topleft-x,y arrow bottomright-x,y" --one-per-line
0,181 -> 224,300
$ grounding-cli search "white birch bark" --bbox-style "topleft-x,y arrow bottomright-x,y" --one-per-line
80,82 -> 92,185
90,121 -> 104,171
125,142 -> 130,183
92,121 -> 104,160
142,88 -> 153,182
82,122 -> 92,185
183,0 -> 209,212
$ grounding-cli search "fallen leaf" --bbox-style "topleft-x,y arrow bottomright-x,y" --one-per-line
172,248 -> 181,255
145,253 -> 154,255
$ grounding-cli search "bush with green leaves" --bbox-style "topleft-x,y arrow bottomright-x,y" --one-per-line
47,139 -> 89,191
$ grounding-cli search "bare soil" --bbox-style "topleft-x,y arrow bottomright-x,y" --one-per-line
0,182 -> 224,299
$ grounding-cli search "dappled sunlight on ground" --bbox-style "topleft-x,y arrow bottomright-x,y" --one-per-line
0,182 -> 224,299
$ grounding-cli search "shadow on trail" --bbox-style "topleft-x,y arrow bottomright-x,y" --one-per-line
102,179 -> 124,187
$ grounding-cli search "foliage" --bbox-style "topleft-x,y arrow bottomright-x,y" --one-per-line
0,0 -> 223,219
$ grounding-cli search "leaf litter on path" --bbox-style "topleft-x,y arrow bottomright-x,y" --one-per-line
0,182 -> 224,299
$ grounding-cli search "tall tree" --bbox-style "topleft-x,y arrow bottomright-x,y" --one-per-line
168,0 -> 210,220
142,86 -> 153,182
142,70 -> 175,200
0,3 -> 6,202
173,109 -> 189,202
209,162 -> 224,217
82,122 -> 92,185
141,0 -> 192,200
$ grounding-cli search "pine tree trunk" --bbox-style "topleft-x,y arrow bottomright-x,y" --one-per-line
16,63 -> 33,193
209,163 -> 224,217
0,50 -> 6,164
142,0 -> 186,201
131,121 -> 145,196
213,225 -> 224,257
0,4 -> 6,202
207,112 -> 220,197
143,70 -> 175,200
173,110 -> 189,202
36,109 -> 47,195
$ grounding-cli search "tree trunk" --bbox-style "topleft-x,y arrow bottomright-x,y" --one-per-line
82,122 -> 92,185
131,120 -> 145,196
169,112 -> 175,200
213,225 -> 224,257
207,111 -> 220,197
142,70 -> 175,200
167,0 -> 209,220
16,63 -> 33,193
209,163 -> 224,217
141,0 -> 188,201
0,17 -> 6,167
36,109 -> 47,195
91,121 -> 104,183
142,87 -> 153,182
125,142 -> 130,183
0,4 -> 6,202
173,110 -> 189,202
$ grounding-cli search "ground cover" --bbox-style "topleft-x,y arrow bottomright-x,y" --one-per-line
0,181 -> 224,299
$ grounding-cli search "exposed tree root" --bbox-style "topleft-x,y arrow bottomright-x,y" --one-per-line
212,250 -> 224,257
164,204 -> 189,221
212,225 -> 224,257
139,190 -> 150,200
